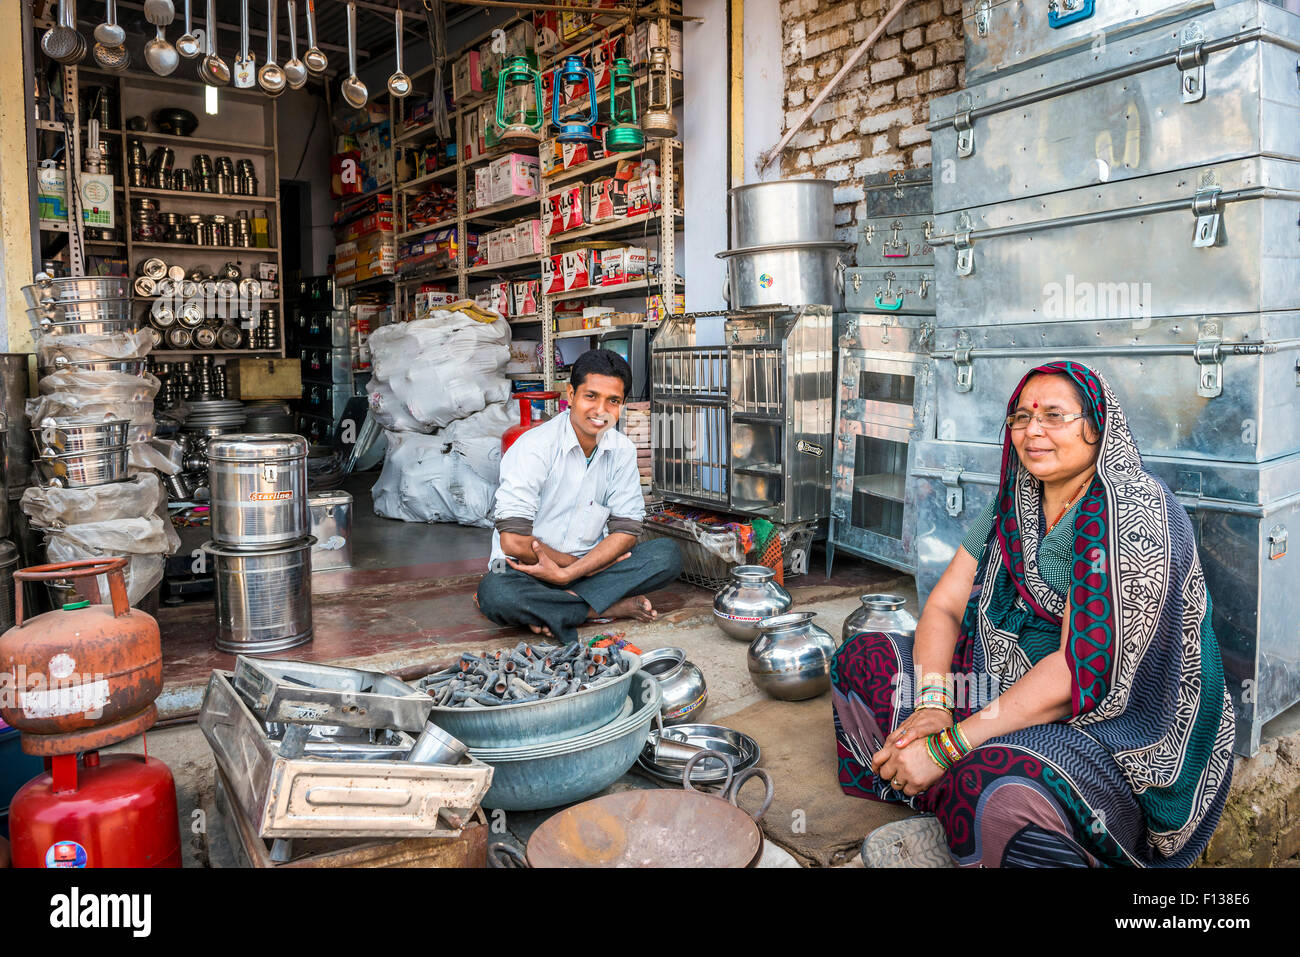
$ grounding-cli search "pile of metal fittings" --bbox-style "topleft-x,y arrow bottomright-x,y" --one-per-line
418,642 -> 628,708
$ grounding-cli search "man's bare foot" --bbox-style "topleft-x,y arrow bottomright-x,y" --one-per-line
601,595 -> 658,623
528,624 -> 554,637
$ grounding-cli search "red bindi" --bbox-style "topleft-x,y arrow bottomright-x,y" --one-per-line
1032,401 -> 1038,408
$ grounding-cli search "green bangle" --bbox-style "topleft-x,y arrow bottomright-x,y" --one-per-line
924,734 -> 952,771
951,722 -> 972,755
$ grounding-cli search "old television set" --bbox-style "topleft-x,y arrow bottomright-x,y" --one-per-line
594,326 -> 649,402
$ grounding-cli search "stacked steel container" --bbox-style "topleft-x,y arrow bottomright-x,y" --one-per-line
201,434 -> 314,654
901,0 -> 1300,754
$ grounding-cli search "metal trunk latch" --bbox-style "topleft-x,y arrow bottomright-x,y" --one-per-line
953,346 -> 974,392
861,223 -> 875,246
954,213 -> 975,276
851,272 -> 863,292
883,220 -> 910,258
1048,0 -> 1095,28
1269,525 -> 1288,560
954,106 -> 975,159
974,0 -> 990,36
1177,24 -> 1207,104
941,467 -> 965,517
1191,182 -> 1222,248
1194,337 -> 1223,397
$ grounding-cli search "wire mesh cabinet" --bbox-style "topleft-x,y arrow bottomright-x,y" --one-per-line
827,314 -> 936,576
650,315 -> 730,508
725,305 -> 836,524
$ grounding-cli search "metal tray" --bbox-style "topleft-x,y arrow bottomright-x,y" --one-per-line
199,671 -> 493,839
233,656 -> 432,732
637,723 -> 762,785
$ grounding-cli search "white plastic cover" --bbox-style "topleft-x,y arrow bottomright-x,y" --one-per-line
365,311 -> 513,432
20,472 -> 173,531
437,401 -> 515,485
371,428 -> 497,528
35,329 -> 154,365
43,515 -> 176,605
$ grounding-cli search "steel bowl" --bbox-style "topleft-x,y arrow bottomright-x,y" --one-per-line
22,274 -> 131,308
39,359 -> 147,377
470,672 -> 661,811
31,417 -> 131,456
638,723 -> 762,785
423,650 -> 643,749
153,107 -> 198,137
26,318 -> 139,338
35,445 -> 130,488
27,299 -> 134,325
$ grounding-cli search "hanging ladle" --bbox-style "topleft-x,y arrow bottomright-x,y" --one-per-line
387,7 -> 411,98
93,0 -> 130,71
232,0 -> 255,88
340,2 -> 368,109
303,0 -> 328,75
283,0 -> 307,89
258,0 -> 286,97
199,0 -> 230,85
176,0 -> 201,58
93,0 -> 125,46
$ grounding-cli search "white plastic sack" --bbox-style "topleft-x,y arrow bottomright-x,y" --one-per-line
365,313 -> 513,432
36,329 -> 154,365
30,370 -> 160,446
371,429 -> 496,527
437,400 -> 515,485
20,472 -> 173,533
43,515 -> 176,605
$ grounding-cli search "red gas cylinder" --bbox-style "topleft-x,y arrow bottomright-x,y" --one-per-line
502,391 -> 560,453
9,751 -> 182,868
0,559 -> 180,869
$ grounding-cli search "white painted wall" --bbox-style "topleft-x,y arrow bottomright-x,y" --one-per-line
682,0 -> 727,319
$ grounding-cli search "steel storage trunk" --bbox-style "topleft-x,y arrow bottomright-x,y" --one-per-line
928,156 -> 1300,324
844,266 -> 936,315
828,315 -> 936,575
958,0 -> 1278,81
203,538 -> 315,654
908,438 -> 1300,756
857,168 -> 934,268
208,434 -> 309,550
308,490 -> 353,571
929,313 -> 1300,463
933,0 -> 1300,214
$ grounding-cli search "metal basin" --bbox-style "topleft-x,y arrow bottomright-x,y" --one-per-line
26,318 -> 138,338
32,417 -> 131,456
638,723 -> 761,785
22,274 -> 131,308
730,179 -> 836,247
39,359 -> 148,377
35,445 -> 130,488
426,650 -> 643,749
27,298 -> 133,325
718,241 -> 852,311
470,671 -> 661,811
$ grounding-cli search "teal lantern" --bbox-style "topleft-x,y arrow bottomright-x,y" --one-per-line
605,57 -> 644,152
552,55 -> 598,143
496,55 -> 544,149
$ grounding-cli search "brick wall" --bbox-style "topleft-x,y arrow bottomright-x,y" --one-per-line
779,0 -> 965,240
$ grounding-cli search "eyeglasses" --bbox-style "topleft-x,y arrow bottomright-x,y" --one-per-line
1005,410 -> 1089,431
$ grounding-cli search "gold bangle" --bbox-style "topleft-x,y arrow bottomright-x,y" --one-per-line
912,701 -> 952,714
951,722 -> 972,754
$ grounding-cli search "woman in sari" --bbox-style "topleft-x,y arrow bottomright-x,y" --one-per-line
832,361 -> 1235,867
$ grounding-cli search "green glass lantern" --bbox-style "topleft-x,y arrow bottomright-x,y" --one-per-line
605,57 -> 644,152
496,55 -> 544,149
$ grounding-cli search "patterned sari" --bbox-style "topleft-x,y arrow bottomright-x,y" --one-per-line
833,361 -> 1236,867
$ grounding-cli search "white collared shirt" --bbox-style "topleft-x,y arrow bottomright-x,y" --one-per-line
488,411 -> 645,567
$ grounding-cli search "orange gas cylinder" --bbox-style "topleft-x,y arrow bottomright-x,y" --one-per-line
502,391 -> 560,453
0,559 -> 162,756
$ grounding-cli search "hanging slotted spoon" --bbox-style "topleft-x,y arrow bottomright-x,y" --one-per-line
283,0 -> 306,89
340,2 -> 368,109
257,0 -> 286,97
42,0 -> 83,64
303,0 -> 327,75
199,0 -> 230,85
233,0 -> 256,88
176,0 -> 201,58
387,7 -> 411,98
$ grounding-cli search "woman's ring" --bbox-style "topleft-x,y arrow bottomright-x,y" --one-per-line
891,777 -> 903,790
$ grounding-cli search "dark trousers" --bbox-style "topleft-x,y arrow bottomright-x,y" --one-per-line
476,538 -> 682,644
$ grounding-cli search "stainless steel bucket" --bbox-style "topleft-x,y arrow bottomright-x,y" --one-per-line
718,241 -> 851,311
38,359 -> 148,378
0,540 -> 16,631
31,418 -> 131,456
208,433 -> 309,550
27,299 -> 134,325
203,537 -> 315,654
25,318 -> 138,338
35,445 -> 130,488
729,179 -> 836,247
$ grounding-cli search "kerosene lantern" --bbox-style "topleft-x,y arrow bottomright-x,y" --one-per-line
496,55 -> 545,148
642,45 -> 677,139
605,57 -> 644,151
552,54 -> 599,143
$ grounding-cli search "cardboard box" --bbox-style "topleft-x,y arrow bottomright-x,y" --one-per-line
452,51 -> 482,102
587,177 -> 628,223
505,21 -> 536,59
533,10 -> 560,52
488,153 -> 540,203
480,102 -> 501,151
512,219 -> 544,256
560,249 -> 593,291
554,311 -> 586,333
479,41 -> 501,91
474,167 -> 492,208
489,281 -> 511,316
512,279 -> 540,317
225,358 -> 302,400
631,23 -> 684,72
507,339 -> 540,373
462,110 -> 482,161
541,254 -> 565,295
646,293 -> 685,322
626,162 -> 662,217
